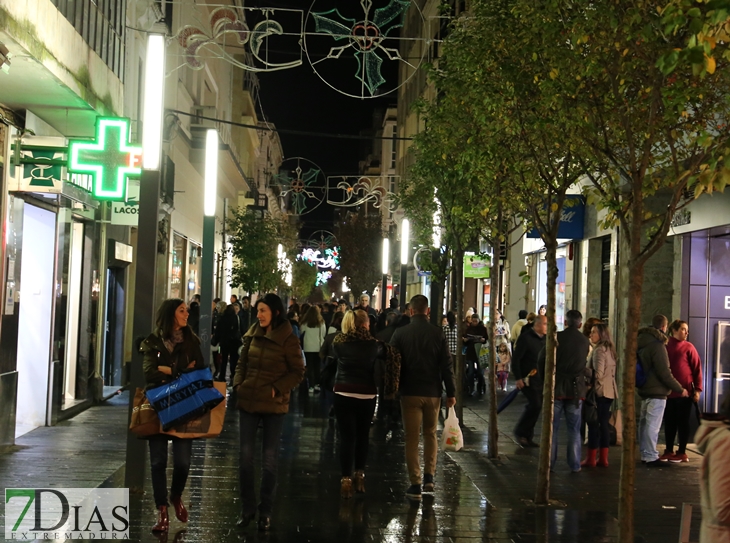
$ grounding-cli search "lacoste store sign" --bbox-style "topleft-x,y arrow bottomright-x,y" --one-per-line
110,180 -> 140,226
5,488 -> 129,540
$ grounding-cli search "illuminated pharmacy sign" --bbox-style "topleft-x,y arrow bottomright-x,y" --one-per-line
68,117 -> 142,201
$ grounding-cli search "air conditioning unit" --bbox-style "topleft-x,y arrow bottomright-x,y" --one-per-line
190,106 -> 216,130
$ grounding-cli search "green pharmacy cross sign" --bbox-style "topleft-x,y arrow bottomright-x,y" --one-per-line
68,117 -> 142,201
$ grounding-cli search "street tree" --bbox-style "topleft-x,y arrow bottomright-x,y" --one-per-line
505,2 -> 730,537
336,209 -> 384,297
434,2 -> 588,498
227,208 -> 297,295
290,258 -> 318,301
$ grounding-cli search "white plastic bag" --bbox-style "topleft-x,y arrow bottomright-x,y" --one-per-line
441,407 -> 463,451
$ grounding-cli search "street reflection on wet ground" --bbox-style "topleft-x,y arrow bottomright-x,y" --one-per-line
126,390 -> 622,543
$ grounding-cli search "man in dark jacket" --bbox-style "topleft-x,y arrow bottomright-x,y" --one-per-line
513,314 -> 547,447
543,309 -> 591,472
391,294 -> 456,500
376,311 -> 399,343
638,314 -> 688,465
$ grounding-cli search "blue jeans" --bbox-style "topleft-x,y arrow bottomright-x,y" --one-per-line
551,399 -> 583,472
639,398 -> 666,462
239,411 -> 285,516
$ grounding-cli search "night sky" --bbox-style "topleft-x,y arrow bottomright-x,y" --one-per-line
247,0 -> 400,240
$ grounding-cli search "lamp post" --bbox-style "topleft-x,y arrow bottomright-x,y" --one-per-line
400,219 -> 409,312
125,33 -> 166,491
199,129 -> 218,366
381,237 -> 389,313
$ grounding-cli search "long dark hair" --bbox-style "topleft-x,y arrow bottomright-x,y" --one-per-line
156,298 -> 191,340
256,293 -> 287,329
592,323 -> 617,361
446,311 -> 456,329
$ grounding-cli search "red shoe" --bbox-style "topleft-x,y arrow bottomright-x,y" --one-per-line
170,495 -> 188,523
668,453 -> 689,463
581,448 -> 597,468
151,506 -> 169,532
658,451 -> 673,462
597,448 -> 609,467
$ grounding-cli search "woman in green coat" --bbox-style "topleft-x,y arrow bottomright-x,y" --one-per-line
140,298 -> 206,533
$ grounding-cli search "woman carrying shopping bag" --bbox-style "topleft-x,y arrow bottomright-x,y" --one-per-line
140,298 -> 206,533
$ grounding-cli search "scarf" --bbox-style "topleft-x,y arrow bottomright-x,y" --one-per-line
334,327 -> 401,398
163,329 -> 185,354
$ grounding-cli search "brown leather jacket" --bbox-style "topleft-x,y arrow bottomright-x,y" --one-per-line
232,320 -> 305,414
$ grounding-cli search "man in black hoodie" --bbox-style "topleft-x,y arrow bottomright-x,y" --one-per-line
637,314 -> 687,466
512,314 -> 547,447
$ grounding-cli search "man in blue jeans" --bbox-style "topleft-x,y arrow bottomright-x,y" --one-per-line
637,314 -> 688,466
540,309 -> 590,472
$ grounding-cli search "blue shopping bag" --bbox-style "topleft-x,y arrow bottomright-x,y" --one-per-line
145,367 -> 225,431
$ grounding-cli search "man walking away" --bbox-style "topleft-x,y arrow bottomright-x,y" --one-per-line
547,309 -> 590,472
638,314 -> 688,466
391,295 -> 456,501
512,315 -> 547,447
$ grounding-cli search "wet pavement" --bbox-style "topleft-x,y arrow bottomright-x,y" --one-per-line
0,382 -> 702,542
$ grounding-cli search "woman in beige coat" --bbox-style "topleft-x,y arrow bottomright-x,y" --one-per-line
582,323 -> 618,468
697,397 -> 730,543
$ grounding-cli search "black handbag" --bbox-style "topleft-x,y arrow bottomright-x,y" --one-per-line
582,368 -> 598,425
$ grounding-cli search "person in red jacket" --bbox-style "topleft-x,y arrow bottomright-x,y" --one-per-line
661,319 -> 703,463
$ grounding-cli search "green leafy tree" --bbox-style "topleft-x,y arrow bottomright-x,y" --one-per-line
290,258 -> 318,301
228,208 -> 297,295
336,210 -> 383,297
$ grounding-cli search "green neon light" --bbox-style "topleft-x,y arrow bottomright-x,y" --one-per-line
67,117 -> 142,202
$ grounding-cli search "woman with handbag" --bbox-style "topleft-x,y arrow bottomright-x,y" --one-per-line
332,310 -> 400,498
581,323 -> 618,468
233,293 -> 305,531
140,298 -> 206,532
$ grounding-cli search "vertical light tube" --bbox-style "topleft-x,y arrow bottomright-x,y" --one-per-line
204,129 -> 218,216
382,238 -> 390,275
400,219 -> 410,265
142,34 -> 166,170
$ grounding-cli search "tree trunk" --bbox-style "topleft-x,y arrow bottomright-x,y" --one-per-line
618,217 -> 645,543
487,233 -> 501,458
535,240 -> 559,505
453,250 -> 465,423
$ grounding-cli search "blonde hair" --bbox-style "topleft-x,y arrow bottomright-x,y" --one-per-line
341,309 -> 369,334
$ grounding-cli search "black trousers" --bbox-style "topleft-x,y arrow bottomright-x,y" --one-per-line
587,396 -> 614,449
334,394 -> 376,476
148,437 -> 193,507
218,342 -> 240,383
305,352 -> 321,387
515,385 -> 542,441
664,397 -> 693,454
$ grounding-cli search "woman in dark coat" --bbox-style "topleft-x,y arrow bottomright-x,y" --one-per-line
213,304 -> 242,385
140,298 -> 206,533
232,293 -> 305,531
332,309 -> 400,498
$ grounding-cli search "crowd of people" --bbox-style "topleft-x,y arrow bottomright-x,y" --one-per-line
141,293 -> 455,533
140,293 -> 730,541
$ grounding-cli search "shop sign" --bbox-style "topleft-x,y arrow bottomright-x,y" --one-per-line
527,195 -> 585,240
110,180 -> 140,226
7,136 -> 93,195
464,253 -> 491,279
68,117 -> 142,202
709,287 -> 730,317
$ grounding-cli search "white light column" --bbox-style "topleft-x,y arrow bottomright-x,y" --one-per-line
381,237 -> 389,312
200,129 -> 218,366
127,32 -> 167,491
400,219 -> 409,312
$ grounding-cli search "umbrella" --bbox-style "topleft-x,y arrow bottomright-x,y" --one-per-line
497,388 -> 520,414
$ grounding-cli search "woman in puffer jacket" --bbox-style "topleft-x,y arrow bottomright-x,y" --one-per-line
697,396 -> 730,543
232,293 -> 305,532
